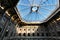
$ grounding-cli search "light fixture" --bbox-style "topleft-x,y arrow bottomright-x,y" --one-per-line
15,0 -> 59,24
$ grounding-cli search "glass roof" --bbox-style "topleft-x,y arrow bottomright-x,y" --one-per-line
16,0 -> 59,24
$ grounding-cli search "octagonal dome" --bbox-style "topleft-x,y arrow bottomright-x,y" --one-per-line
15,0 -> 59,24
